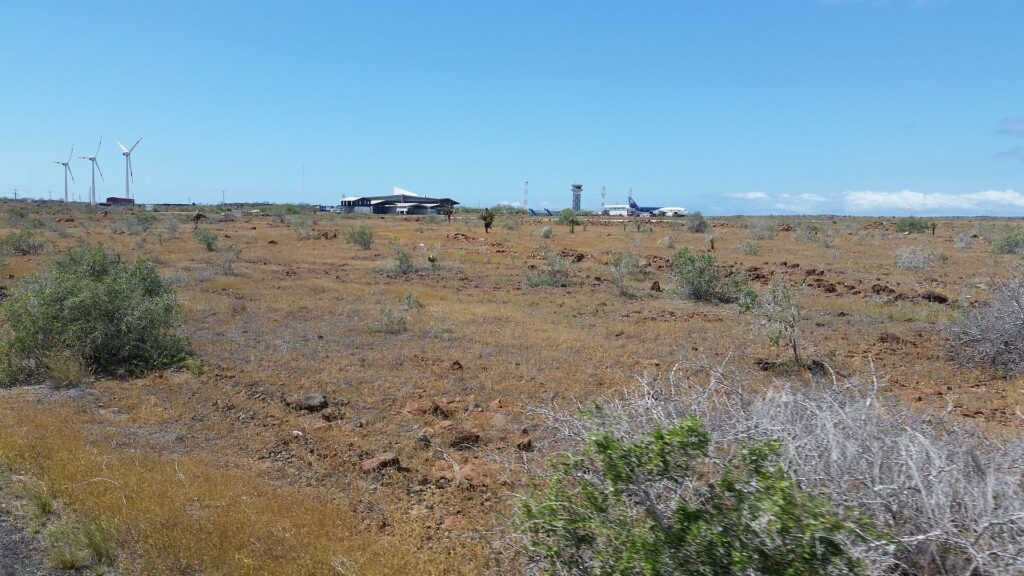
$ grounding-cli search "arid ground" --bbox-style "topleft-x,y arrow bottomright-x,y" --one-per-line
0,201 -> 1020,574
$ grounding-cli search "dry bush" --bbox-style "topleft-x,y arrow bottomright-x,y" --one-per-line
522,362 -> 1024,576
894,247 -> 937,270
748,217 -> 778,240
947,275 -> 1024,376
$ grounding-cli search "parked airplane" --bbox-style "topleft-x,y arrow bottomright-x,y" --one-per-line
628,196 -> 688,217
528,208 -> 560,216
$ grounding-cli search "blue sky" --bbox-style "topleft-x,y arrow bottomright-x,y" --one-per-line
1,0 -> 1022,215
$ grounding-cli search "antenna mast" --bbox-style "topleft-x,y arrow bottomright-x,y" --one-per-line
600,185 -> 606,212
523,181 -> 528,212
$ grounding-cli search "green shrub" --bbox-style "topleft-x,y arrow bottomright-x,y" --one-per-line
518,417 -> 868,576
193,226 -> 218,251
557,209 -> 581,233
895,217 -> 931,234
382,246 -> 418,275
0,229 -> 47,255
345,224 -> 374,250
989,228 -> 1024,255
372,305 -> 407,334
0,246 -> 194,386
684,211 -> 709,233
670,248 -> 754,306
794,222 -> 836,247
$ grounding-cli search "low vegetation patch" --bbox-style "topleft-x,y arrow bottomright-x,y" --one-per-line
670,248 -> 754,306
947,274 -> 1024,376
0,229 -> 47,255
748,217 -> 778,239
345,223 -> 374,250
193,226 -> 218,251
989,227 -> 1024,255
608,250 -> 642,297
381,245 -> 419,275
525,246 -> 569,287
684,210 -> 708,233
895,216 -> 931,234
894,247 -> 938,270
0,245 -> 194,386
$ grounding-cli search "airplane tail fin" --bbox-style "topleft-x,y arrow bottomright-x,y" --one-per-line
628,197 -> 640,210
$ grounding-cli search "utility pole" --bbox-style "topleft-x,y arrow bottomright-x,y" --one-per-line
12,188 -> 18,200
222,189 -> 226,204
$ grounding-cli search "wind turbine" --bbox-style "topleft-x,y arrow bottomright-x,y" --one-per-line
117,138 -> 142,199
79,138 -> 104,205
53,146 -> 75,203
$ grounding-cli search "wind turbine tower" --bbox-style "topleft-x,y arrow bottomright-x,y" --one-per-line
79,138 -> 104,205
53,146 -> 75,203
117,138 -> 142,199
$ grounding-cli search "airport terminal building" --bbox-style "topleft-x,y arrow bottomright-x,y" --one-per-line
338,190 -> 459,215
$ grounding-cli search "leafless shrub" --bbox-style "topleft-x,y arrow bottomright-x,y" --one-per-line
526,362 -> 1024,576
895,247 -> 936,270
749,217 -> 778,240
953,232 -> 974,250
947,275 -> 1024,376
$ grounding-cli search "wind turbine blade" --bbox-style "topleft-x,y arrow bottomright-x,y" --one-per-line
96,160 -> 104,181
117,140 -> 128,153
67,145 -> 74,164
95,137 -> 102,157
68,165 -> 75,183
129,137 -> 142,153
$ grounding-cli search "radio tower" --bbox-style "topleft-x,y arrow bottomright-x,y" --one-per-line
523,181 -> 529,212
600,185 -> 606,212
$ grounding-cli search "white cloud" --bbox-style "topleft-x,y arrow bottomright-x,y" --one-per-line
770,193 -> 831,214
729,191 -> 769,200
843,189 -> 1024,212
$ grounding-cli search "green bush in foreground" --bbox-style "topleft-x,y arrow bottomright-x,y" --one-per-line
518,417 -> 868,576
0,246 -> 193,386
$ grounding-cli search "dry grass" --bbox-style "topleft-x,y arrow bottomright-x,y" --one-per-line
0,203 -> 1020,573
0,393 -> 479,575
